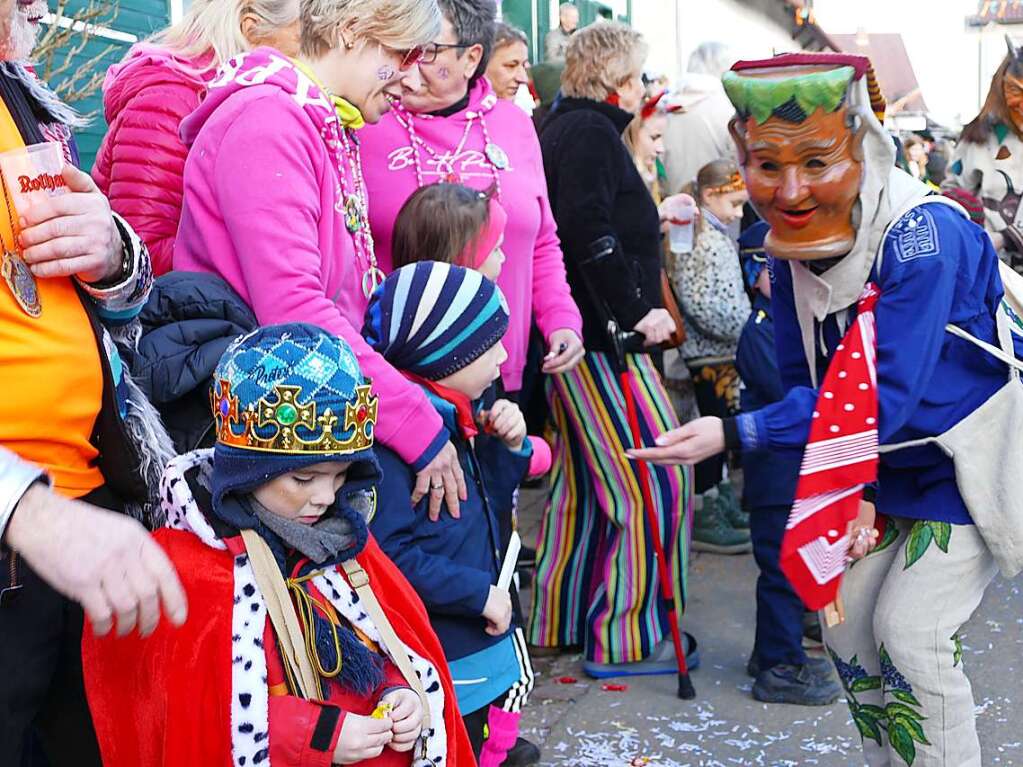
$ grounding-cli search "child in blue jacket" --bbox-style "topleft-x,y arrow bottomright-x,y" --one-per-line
736,222 -> 841,707
363,262 -> 536,766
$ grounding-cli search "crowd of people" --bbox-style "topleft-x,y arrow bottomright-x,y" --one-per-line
3,0 -> 1023,766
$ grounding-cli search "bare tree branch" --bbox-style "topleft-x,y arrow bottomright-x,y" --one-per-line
33,0 -> 121,114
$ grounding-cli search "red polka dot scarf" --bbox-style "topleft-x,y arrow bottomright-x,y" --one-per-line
781,283 -> 880,610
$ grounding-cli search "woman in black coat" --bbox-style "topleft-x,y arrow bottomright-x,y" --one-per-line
527,21 -> 695,678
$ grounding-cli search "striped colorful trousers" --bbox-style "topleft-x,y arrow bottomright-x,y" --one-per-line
528,352 -> 692,663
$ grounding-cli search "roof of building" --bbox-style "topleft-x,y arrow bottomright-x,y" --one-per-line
830,31 -> 928,114
779,0 -> 839,51
970,0 -> 1023,25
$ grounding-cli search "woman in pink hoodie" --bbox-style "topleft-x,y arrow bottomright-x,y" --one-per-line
359,0 -> 584,396
92,0 -> 301,274
173,1 -> 471,517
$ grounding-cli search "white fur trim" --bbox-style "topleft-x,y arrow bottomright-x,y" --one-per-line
230,552 -> 271,765
161,449 -> 225,550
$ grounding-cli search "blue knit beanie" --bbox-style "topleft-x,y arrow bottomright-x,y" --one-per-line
362,262 -> 510,381
210,322 -> 381,513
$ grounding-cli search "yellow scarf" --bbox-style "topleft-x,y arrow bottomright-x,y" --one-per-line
290,58 -> 365,130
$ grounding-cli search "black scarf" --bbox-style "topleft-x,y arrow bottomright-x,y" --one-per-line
0,64 -> 47,145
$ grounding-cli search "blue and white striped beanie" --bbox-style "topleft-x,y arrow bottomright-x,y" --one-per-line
362,262 -> 510,381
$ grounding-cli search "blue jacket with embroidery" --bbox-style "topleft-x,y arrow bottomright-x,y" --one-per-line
736,203 -> 1023,524
736,293 -> 800,510
370,386 -> 531,662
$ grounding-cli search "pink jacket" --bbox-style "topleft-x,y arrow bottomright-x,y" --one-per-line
93,45 -> 209,275
360,79 -> 582,392
173,49 -> 445,469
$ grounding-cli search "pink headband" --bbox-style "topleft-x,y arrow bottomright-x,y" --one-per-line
465,198 -> 508,269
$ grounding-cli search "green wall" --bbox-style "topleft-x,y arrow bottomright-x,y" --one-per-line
501,0 -> 630,63
42,0 -> 170,171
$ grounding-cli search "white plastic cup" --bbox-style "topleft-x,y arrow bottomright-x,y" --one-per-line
0,142 -> 67,220
669,220 -> 694,254
662,194 -> 697,254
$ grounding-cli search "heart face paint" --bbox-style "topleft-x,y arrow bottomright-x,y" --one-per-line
377,65 -> 396,81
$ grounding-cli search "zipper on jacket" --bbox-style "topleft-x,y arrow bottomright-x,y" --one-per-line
1,552 -> 21,606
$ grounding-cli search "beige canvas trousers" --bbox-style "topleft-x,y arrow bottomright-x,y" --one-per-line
822,517 -> 997,767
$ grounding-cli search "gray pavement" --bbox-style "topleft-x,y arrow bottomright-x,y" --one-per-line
515,488 -> 1023,766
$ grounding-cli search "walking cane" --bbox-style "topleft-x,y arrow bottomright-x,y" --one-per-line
577,237 -> 696,700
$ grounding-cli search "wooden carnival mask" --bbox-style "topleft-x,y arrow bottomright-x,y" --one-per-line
1003,36 -> 1023,137
723,58 -> 882,262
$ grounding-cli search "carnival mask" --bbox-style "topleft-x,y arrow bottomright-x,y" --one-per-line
724,61 -> 874,262
1004,72 -> 1023,137
741,107 -> 862,261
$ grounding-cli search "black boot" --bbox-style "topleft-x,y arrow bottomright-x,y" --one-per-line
747,652 -> 833,679
503,737 -> 542,766
752,663 -> 842,706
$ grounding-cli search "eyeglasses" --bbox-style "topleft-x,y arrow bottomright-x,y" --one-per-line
421,42 -> 473,64
396,44 -> 427,71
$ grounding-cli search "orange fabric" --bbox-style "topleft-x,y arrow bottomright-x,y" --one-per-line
0,102 -> 103,497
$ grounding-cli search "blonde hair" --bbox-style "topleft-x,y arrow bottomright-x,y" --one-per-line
300,0 -> 442,58
682,158 -> 742,237
561,21 -> 647,102
151,0 -> 299,72
623,110 -> 664,197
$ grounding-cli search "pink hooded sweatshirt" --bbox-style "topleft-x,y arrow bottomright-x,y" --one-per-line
360,79 -> 582,392
173,48 -> 445,469
93,45 -> 210,275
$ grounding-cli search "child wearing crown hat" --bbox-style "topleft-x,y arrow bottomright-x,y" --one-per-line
363,262 -> 540,767
82,323 -> 475,767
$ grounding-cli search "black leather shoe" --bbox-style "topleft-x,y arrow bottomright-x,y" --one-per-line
752,663 -> 842,706
747,652 -> 833,679
503,737 -> 542,766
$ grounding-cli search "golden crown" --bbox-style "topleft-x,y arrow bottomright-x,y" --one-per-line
212,379 -> 378,455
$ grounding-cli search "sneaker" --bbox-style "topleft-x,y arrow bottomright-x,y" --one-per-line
692,495 -> 752,554
518,545 -> 537,569
802,610 -> 823,646
503,737 -> 542,766
747,652 -> 834,679
526,643 -> 582,658
583,633 -> 700,678
717,480 -> 750,530
752,663 -> 843,706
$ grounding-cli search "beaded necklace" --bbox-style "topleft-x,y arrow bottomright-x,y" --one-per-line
393,97 -> 508,200
296,59 -> 384,299
331,123 -> 384,298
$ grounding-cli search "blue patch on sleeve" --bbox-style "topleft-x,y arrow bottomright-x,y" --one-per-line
890,207 -> 940,263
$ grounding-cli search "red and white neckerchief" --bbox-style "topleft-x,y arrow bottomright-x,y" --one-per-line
781,283 -> 880,610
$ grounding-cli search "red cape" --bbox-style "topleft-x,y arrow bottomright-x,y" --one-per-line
82,530 -> 476,766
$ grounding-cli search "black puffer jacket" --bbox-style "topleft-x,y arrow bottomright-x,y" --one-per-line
130,272 -> 256,453
540,97 -> 663,353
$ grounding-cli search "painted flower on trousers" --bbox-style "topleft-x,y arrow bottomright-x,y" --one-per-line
828,644 -> 930,765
